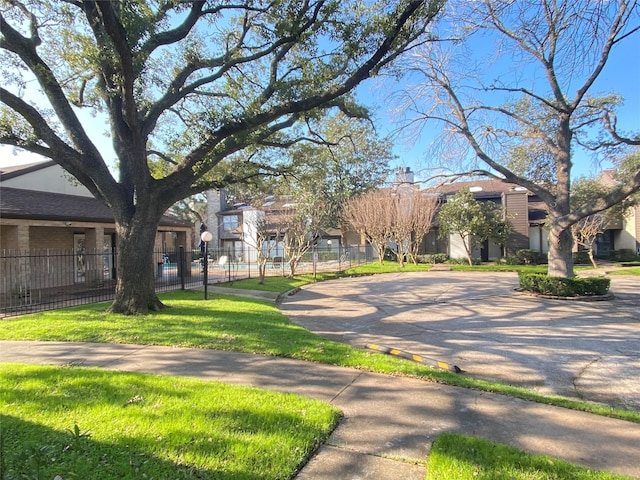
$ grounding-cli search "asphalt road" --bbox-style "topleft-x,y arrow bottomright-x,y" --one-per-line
279,271 -> 640,411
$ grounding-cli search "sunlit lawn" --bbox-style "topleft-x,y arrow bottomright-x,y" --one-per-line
223,259 -> 640,293
426,433 -> 634,480
1,363 -> 340,480
3,270 -> 640,480
607,266 -> 640,275
1,290 -> 638,424
219,261 -> 432,292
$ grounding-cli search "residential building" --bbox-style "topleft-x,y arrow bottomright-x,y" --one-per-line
432,179 -> 532,261
432,173 -> 640,260
202,167 -> 639,264
205,189 -> 341,262
596,170 -> 640,256
1,160 -> 193,291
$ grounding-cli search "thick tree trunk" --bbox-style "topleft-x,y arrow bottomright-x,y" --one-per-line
547,115 -> 575,278
109,216 -> 165,314
547,226 -> 575,278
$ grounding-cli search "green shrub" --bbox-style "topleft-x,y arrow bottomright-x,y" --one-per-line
515,249 -> 541,265
420,253 -> 449,264
447,257 -> 482,265
573,250 -> 591,265
518,272 -> 610,297
613,249 -> 638,262
499,255 -> 522,265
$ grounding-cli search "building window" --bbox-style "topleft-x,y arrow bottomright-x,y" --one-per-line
223,215 -> 239,231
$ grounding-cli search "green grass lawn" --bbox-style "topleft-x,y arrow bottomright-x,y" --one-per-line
219,261 -> 433,292
2,267 -> 639,479
1,290 -> 638,424
224,259 -> 637,297
607,266 -> 640,275
1,363 -> 340,480
219,273 -> 341,293
221,261 -> 546,292
426,433 -> 634,480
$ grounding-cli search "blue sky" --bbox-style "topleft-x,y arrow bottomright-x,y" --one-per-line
359,10 -> 640,185
359,28 -> 640,184
2,10 -> 638,185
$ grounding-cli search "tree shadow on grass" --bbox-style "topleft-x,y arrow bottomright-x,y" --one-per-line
1,364 -> 338,480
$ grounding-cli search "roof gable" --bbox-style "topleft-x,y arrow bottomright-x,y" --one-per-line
0,160 -> 58,180
0,187 -> 190,227
430,179 -> 527,198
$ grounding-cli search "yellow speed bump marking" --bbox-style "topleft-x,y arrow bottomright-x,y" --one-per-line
366,344 -> 462,373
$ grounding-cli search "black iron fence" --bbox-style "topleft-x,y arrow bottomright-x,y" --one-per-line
1,244 -> 375,317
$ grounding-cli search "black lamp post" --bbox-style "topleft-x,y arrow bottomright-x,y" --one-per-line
201,230 -> 213,299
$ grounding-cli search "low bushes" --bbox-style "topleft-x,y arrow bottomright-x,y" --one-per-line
518,272 -> 610,297
448,257 -> 482,265
572,250 -> 591,265
516,249 -> 543,265
612,249 -> 638,262
418,253 -> 449,264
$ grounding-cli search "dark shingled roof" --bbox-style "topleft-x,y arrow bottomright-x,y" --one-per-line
430,179 -> 528,198
0,160 -> 58,180
0,187 -> 191,227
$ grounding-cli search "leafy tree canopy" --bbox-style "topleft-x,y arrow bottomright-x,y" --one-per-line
276,113 -> 395,226
0,0 -> 443,313
438,187 -> 513,265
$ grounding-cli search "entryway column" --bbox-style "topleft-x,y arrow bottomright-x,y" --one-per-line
1,224 -> 31,298
84,227 -> 104,286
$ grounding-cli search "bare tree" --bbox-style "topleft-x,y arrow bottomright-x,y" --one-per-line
398,0 -> 640,277
241,207 -> 281,284
408,192 -> 440,263
278,194 -> 329,278
387,188 -> 440,266
388,192 -> 414,267
345,190 -> 393,264
573,214 -> 607,268
346,187 -> 439,265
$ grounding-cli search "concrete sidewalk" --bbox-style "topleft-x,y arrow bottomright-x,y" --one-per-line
279,272 -> 640,411
1,340 -> 639,479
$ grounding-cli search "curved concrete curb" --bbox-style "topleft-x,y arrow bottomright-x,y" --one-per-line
366,343 -> 463,373
513,288 -> 615,302
276,287 -> 301,305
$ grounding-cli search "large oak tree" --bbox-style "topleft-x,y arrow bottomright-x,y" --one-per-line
398,0 -> 640,277
0,0 -> 443,313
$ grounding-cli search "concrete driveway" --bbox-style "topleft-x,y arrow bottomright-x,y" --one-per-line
279,271 -> 640,411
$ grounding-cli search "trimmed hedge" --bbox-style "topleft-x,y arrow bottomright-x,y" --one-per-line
516,249 -> 542,265
418,253 -> 449,264
572,250 -> 591,265
518,272 -> 610,297
448,257 -> 482,265
613,249 -> 638,262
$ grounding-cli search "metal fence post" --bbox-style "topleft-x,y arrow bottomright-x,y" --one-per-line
179,246 -> 185,290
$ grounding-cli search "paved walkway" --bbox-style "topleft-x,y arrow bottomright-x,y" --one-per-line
279,271 -> 640,411
2,340 -> 640,478
2,270 -> 640,479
